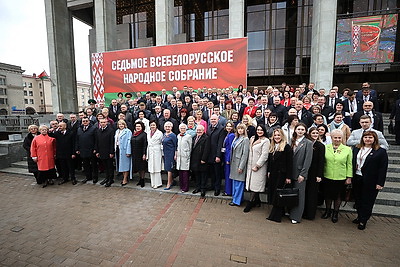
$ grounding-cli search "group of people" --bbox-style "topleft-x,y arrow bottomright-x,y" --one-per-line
23,82 -> 394,230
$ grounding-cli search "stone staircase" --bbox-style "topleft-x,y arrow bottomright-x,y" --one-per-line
1,114 -> 399,217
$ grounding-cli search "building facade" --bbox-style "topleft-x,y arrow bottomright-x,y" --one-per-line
22,74 -> 92,114
0,63 -> 25,115
46,0 -> 400,112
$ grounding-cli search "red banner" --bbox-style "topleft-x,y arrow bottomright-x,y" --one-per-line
91,38 -> 247,103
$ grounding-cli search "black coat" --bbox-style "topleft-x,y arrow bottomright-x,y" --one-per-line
108,104 -> 121,122
131,131 -> 148,172
54,130 -> 76,159
159,117 -> 179,134
351,110 -> 384,133
23,133 -> 38,173
206,123 -> 225,164
308,141 -> 325,181
75,124 -> 97,158
95,126 -> 115,159
353,147 -> 388,187
299,108 -> 314,128
190,134 -> 209,172
267,144 -> 293,204
390,99 -> 400,121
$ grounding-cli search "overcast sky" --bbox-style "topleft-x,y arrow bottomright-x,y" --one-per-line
0,0 -> 91,82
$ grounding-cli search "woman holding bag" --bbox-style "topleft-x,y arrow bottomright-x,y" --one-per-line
267,128 -> 293,222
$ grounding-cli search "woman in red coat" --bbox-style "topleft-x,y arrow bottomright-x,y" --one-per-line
243,98 -> 257,118
31,125 -> 57,188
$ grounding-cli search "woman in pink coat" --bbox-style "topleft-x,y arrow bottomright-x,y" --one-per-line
31,125 -> 57,188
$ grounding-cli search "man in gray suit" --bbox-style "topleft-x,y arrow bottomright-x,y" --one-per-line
347,115 -> 389,150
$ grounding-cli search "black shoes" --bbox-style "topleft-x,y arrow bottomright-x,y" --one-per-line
331,211 -> 339,223
352,218 -> 360,224
71,179 -> 77,185
214,190 -> 220,196
99,178 -> 108,185
138,179 -> 145,188
229,202 -> 239,206
48,179 -> 54,185
243,201 -> 254,213
321,209 -> 332,219
93,178 -> 98,184
201,190 -> 206,198
192,189 -> 200,194
105,180 -> 114,187
58,179 -> 68,185
357,222 -> 366,230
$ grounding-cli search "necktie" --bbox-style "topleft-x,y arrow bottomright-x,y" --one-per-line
84,126 -> 88,131
195,136 -> 200,145
364,96 -> 368,102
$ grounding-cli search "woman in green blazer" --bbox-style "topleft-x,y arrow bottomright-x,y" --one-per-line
322,129 -> 353,223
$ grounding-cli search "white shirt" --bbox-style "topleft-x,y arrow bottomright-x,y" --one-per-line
356,147 -> 372,175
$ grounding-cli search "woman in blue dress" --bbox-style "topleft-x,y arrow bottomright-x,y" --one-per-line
162,121 -> 178,190
223,121 -> 236,196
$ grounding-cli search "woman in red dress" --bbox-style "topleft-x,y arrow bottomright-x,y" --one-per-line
30,125 -> 57,188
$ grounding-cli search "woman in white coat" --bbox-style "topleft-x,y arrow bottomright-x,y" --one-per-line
176,123 -> 193,192
115,120 -> 132,186
146,120 -> 163,188
244,124 -> 270,212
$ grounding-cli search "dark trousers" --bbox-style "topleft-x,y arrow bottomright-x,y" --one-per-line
208,162 -> 223,191
101,158 -> 114,181
73,154 -> 82,170
195,171 -> 207,191
395,121 -> 400,145
82,156 -> 98,180
303,178 -> 319,220
58,158 -> 76,181
353,175 -> 379,223
179,170 -> 190,192
38,169 -> 57,183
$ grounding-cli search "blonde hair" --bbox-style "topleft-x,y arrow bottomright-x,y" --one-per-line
242,114 -> 253,126
39,125 -> 49,131
269,128 -> 287,153
117,119 -> 127,128
235,123 -> 248,137
187,116 -> 195,123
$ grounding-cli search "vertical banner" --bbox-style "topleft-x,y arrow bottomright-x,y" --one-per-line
92,38 -> 248,103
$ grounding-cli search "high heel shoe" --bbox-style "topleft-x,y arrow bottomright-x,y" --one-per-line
42,180 -> 48,188
331,211 -> 339,223
121,183 -> 128,186
321,209 -> 332,219
140,178 -> 145,188
357,222 -> 366,230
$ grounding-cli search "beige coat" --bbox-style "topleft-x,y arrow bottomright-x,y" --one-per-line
246,136 -> 270,192
176,134 -> 193,170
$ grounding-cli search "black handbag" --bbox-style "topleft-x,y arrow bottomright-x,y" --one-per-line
388,121 -> 394,135
275,186 -> 299,208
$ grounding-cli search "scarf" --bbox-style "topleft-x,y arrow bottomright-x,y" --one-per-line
329,120 -> 344,132
134,130 -> 143,136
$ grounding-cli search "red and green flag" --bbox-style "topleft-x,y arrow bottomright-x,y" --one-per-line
38,70 -> 49,80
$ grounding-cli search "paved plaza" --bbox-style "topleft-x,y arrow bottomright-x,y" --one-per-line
0,173 -> 399,267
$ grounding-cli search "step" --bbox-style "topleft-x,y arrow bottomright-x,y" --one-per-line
11,161 -> 27,168
387,164 -> 399,172
376,191 -> 400,206
340,202 -> 400,217
1,167 -> 33,176
383,182 -> 400,193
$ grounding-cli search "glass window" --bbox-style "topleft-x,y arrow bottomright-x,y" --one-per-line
29,91 -> 33,96
28,83 -> 32,88
41,100 -> 44,105
39,83 -> 41,89
40,92 -> 43,97
247,11 -> 266,32
248,51 -> 265,70
0,78 -> 5,85
24,99 -> 28,104
30,99 -> 34,104
24,91 -> 27,96
248,31 -> 265,51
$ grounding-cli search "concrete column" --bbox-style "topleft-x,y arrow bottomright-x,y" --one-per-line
94,0 -> 116,52
310,0 -> 338,91
44,0 -> 78,113
229,0 -> 245,38
155,0 -> 174,46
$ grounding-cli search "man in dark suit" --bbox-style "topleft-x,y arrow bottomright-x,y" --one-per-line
85,108 -> 97,125
317,96 -> 334,123
206,115 -> 226,196
108,99 -> 121,122
191,125 -> 210,197
95,118 -> 115,187
342,91 -> 360,118
160,88 -> 168,103
356,82 -> 377,99
233,95 -> 247,120
357,87 -> 379,112
294,100 -> 313,128
325,89 -> 339,109
67,114 -> 81,170
390,97 -> 400,145
150,105 -> 164,124
158,109 -> 179,134
352,101 -> 383,133
76,117 -> 98,184
268,96 -> 287,125
54,122 -> 77,185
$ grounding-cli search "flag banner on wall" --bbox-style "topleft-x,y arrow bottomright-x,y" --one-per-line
91,38 -> 248,104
